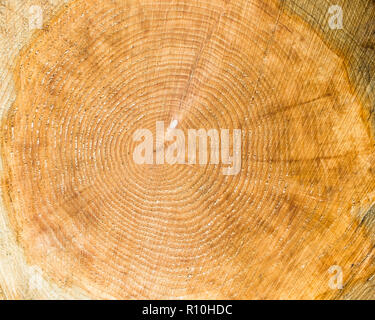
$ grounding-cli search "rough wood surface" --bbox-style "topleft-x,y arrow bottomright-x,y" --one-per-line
1,0 -> 375,299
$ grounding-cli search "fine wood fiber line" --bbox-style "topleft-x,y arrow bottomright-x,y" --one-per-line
1,0 -> 375,300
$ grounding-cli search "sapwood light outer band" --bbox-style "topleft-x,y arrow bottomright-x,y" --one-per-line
1,0 -> 375,299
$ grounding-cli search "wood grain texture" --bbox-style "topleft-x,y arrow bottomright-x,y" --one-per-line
1,0 -> 375,299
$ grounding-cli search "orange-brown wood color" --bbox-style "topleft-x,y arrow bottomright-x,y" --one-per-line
1,0 -> 375,299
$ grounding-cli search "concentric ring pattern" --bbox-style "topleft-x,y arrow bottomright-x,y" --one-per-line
1,0 -> 375,299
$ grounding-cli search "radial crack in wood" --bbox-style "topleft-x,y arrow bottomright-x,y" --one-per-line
1,0 -> 375,299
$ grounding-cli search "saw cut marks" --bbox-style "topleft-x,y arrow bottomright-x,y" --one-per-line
1,0 -> 375,299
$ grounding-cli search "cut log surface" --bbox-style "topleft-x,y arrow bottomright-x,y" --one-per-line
1,0 -> 375,299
